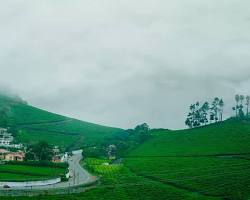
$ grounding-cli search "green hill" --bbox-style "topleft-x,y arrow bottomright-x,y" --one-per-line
125,119 -> 250,200
1,94 -> 249,200
0,94 -> 122,150
3,119 -> 249,200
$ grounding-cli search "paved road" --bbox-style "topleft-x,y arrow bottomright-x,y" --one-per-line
55,152 -> 94,188
0,152 -> 95,190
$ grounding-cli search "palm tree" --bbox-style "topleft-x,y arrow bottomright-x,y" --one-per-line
235,94 -> 240,116
246,95 -> 250,116
219,99 -> 224,121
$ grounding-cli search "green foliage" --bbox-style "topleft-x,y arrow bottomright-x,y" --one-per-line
186,98 -> 224,128
82,146 -> 106,158
233,94 -> 250,119
82,123 -> 150,159
125,119 -> 250,200
3,121 -> 248,199
84,158 -> 122,175
26,141 -> 54,161
0,94 -> 122,149
0,164 -> 66,181
7,160 -> 68,169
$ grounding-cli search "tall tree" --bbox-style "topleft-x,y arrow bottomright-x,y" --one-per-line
186,103 -> 198,128
246,95 -> 250,116
219,99 -> 224,121
235,94 -> 240,116
200,102 -> 209,125
238,95 -> 245,119
211,97 -> 220,122
189,104 -> 196,128
240,95 -> 245,106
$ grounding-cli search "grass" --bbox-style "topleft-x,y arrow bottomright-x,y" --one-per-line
15,129 -> 80,148
0,164 -> 66,181
1,94 -> 249,199
0,158 -> 219,200
125,119 -> 250,200
83,158 -> 122,175
0,94 -> 123,149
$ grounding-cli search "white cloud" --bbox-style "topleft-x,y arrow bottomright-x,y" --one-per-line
0,0 -> 250,129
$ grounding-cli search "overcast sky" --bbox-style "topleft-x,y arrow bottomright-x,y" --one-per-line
0,0 -> 250,129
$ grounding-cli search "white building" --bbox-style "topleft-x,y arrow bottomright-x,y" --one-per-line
0,128 -> 13,147
61,152 -> 69,162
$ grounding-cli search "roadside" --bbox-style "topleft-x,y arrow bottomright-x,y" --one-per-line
0,151 -> 97,192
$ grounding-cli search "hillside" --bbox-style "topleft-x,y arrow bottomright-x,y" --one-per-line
0,94 -> 123,149
125,119 -> 250,200
1,94 -> 250,200
2,119 -> 249,200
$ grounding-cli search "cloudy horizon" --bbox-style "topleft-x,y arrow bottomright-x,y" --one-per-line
1,0 -> 250,129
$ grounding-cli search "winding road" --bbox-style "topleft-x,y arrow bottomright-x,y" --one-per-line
0,152 -> 96,191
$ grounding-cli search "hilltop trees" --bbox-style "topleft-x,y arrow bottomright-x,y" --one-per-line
200,102 -> 209,125
246,96 -> 250,116
234,95 -> 240,116
233,94 -> 250,119
210,98 -> 220,122
185,98 -> 224,128
185,102 -> 200,128
219,99 -> 224,121
186,94 -> 250,128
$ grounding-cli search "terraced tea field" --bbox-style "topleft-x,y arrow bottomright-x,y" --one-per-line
125,120 -> 250,200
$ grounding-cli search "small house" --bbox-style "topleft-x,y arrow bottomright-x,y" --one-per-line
0,149 -> 9,160
4,152 -> 25,162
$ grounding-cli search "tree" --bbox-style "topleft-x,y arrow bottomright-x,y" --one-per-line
135,123 -> 150,142
211,97 -> 220,122
235,94 -> 240,116
185,118 -> 192,128
236,95 -> 245,119
232,106 -> 237,117
240,95 -> 245,106
189,104 -> 196,127
246,95 -> 250,116
186,101 -> 210,128
185,98 -> 224,128
200,102 -> 209,125
185,103 -> 200,128
219,99 -> 224,121
26,141 -> 54,161
135,123 -> 150,133
238,107 -> 245,119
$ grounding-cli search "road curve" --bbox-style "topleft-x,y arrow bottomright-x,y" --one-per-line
0,152 -> 96,191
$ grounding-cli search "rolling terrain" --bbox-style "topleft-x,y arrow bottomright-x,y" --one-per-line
0,94 -> 122,149
0,94 -> 249,199
125,119 -> 250,200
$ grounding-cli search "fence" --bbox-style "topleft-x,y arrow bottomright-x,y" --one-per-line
0,178 -> 61,188
0,178 -> 99,197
